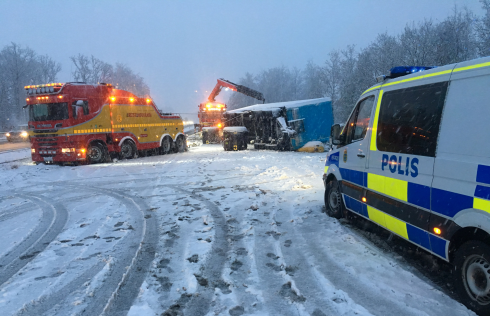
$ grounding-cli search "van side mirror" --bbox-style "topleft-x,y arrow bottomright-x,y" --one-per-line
330,124 -> 343,145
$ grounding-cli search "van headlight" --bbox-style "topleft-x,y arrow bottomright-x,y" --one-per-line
6,133 -> 10,137
21,131 -> 28,137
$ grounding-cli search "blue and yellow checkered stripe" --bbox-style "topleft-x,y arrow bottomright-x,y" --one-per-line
340,163 -> 490,260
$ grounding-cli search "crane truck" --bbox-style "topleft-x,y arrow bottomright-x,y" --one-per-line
198,78 -> 265,144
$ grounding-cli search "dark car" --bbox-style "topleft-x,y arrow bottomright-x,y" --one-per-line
6,125 -> 29,142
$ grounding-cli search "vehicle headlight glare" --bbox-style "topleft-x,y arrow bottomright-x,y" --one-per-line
21,132 -> 28,137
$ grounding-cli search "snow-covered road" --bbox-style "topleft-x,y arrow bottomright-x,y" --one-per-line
0,145 -> 476,316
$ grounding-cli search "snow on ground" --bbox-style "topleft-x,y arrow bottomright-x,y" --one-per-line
0,145 -> 476,316
0,148 -> 31,164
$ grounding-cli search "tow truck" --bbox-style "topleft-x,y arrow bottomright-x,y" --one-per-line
25,82 -> 185,165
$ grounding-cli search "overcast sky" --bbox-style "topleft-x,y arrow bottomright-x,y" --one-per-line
0,0 -> 484,121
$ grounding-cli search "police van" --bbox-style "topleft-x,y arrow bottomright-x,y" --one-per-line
324,56 -> 490,314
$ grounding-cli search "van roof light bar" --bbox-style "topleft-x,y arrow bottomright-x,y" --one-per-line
377,66 -> 435,82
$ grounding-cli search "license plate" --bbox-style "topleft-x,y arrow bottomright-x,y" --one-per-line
44,157 -> 53,162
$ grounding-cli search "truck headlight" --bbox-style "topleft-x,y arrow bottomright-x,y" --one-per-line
31,148 -> 35,153
62,148 -> 76,153
21,131 -> 28,137
6,133 -> 10,137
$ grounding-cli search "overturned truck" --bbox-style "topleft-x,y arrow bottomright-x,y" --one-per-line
223,98 -> 333,151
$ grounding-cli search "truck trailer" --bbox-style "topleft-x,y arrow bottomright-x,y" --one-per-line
223,98 -> 333,151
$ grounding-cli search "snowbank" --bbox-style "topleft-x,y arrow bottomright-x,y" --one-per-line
0,149 -> 31,164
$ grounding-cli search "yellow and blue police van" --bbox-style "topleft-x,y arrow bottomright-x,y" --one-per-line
323,56 -> 490,314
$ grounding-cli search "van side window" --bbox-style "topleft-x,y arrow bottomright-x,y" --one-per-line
352,97 -> 374,141
376,81 -> 448,157
342,96 -> 375,144
342,110 -> 356,144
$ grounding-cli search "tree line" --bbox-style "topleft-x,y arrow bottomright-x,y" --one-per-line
0,45 -> 149,130
228,2 -> 490,122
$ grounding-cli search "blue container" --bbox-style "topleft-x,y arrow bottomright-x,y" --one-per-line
285,98 -> 333,150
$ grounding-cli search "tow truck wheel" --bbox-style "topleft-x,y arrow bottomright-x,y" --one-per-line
454,240 -> 490,314
174,135 -> 185,153
88,143 -> 104,164
120,141 -> 136,159
161,137 -> 171,154
324,179 -> 344,219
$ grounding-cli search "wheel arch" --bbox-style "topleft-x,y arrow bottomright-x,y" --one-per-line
174,132 -> 185,142
89,139 -> 107,148
324,164 -> 343,187
159,133 -> 173,146
118,136 -> 137,147
449,226 -> 490,262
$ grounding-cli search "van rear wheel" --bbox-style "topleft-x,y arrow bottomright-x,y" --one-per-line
325,179 -> 344,219
454,240 -> 490,314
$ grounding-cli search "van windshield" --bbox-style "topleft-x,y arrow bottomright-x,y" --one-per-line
29,103 -> 69,121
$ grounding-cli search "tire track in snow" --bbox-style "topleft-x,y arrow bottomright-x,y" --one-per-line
251,212 -> 307,316
14,186 -> 157,316
0,204 -> 36,223
274,203 -> 369,316
166,186 -> 231,316
291,208 -> 451,316
70,186 -> 158,316
0,194 -> 68,287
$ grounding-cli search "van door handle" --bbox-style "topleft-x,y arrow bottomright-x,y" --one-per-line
357,150 -> 366,158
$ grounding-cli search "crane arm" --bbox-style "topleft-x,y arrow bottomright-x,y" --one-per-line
208,78 -> 265,103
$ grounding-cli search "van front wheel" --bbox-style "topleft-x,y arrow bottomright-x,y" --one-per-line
324,179 -> 344,219
454,240 -> 490,314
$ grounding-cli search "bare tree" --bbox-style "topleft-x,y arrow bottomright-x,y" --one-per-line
112,63 -> 150,97
70,54 -> 112,84
477,0 -> 490,56
0,43 -> 61,127
303,60 -> 326,99
70,55 -> 150,97
435,6 -> 478,65
227,72 -> 258,110
37,55 -> 62,83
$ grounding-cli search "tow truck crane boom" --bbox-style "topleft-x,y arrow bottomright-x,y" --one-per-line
208,78 -> 265,103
